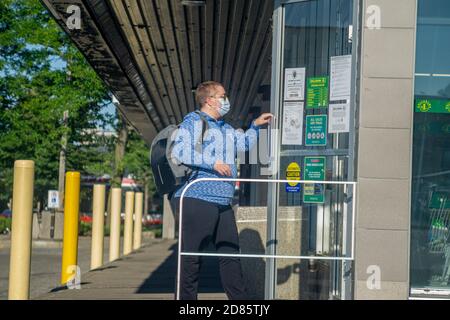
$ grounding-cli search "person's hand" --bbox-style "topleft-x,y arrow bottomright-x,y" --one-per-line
254,113 -> 274,127
214,160 -> 232,177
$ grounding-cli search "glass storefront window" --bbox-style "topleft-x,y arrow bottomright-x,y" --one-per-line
410,0 -> 450,295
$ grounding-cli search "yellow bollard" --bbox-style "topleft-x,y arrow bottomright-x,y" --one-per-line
61,172 -> 81,285
109,188 -> 121,262
133,192 -> 144,250
8,160 -> 35,300
90,184 -> 105,270
123,191 -> 134,255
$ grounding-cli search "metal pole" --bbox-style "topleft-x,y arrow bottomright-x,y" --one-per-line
58,110 -> 69,211
91,184 -> 105,270
109,188 -> 122,262
133,192 -> 144,250
123,191 -> 134,255
61,172 -> 81,285
8,160 -> 35,300
266,0 -> 284,300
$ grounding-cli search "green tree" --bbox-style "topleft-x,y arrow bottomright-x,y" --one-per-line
0,0 -> 112,209
0,0 -> 157,215
122,129 -> 157,214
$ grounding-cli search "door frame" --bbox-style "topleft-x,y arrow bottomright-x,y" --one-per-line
266,0 -> 361,300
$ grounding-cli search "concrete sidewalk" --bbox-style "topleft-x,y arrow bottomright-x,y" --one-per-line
37,239 -> 227,300
0,233 -> 157,300
0,236 -> 108,300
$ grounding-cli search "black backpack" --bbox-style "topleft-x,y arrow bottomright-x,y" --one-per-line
150,111 -> 209,195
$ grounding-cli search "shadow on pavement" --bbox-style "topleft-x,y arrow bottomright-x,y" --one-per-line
136,243 -> 223,295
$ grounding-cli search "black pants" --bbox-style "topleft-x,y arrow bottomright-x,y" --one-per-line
171,197 -> 247,300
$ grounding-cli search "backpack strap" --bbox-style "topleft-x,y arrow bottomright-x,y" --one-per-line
194,110 -> 209,149
187,111 -> 210,181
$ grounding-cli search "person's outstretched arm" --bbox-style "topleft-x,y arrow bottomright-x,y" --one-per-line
235,113 -> 274,152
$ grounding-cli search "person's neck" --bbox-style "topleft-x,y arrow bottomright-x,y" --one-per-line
200,107 -> 219,120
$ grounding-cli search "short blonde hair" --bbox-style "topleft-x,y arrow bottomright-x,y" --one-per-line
195,81 -> 223,106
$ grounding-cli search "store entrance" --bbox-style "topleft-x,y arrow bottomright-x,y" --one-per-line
267,0 -> 358,299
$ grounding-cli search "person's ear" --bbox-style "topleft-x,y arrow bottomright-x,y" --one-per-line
206,96 -> 217,108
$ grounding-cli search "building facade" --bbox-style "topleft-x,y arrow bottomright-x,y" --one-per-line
43,0 -> 450,299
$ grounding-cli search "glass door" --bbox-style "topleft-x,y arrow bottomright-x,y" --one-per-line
267,0 -> 358,300
410,0 -> 450,298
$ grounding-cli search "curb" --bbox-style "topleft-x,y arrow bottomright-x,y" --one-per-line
0,239 -> 63,250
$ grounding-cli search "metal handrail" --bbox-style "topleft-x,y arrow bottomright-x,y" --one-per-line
176,178 -> 357,300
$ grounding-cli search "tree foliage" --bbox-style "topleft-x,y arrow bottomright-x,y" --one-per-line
0,0 -> 156,210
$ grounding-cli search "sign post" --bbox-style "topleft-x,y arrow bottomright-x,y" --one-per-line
48,190 -> 59,210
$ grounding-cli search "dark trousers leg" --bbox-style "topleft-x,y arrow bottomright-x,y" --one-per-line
179,256 -> 201,300
215,205 -> 248,300
172,197 -> 219,300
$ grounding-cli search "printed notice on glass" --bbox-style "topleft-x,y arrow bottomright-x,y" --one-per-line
284,68 -> 306,101
329,102 -> 350,133
282,101 -> 304,145
330,55 -> 352,101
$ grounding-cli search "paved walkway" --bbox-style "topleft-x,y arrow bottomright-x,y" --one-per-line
37,239 -> 227,300
0,236 -> 110,300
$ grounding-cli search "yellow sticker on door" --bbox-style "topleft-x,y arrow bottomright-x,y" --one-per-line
286,162 -> 301,193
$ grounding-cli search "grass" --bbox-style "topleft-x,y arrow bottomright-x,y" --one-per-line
143,224 -> 162,238
0,217 -> 12,234
79,222 -> 124,237
79,222 -> 162,238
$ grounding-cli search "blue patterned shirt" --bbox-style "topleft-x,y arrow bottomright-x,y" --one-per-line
172,111 -> 260,205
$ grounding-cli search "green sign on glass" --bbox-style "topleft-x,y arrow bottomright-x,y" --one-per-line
305,115 -> 327,146
415,99 -> 450,114
303,157 -> 326,204
306,76 -> 329,108
429,192 -> 450,209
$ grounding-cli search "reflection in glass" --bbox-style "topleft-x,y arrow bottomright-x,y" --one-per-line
410,0 -> 450,294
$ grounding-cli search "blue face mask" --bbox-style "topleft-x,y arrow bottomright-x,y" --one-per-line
218,97 -> 231,117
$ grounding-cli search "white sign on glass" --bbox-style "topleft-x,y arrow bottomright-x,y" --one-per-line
330,55 -> 352,101
282,101 -> 304,145
284,68 -> 306,101
329,102 -> 350,133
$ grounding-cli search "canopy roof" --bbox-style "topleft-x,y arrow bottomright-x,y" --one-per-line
42,0 -> 273,144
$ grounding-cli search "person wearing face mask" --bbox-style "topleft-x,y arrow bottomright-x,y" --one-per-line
170,81 -> 273,300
